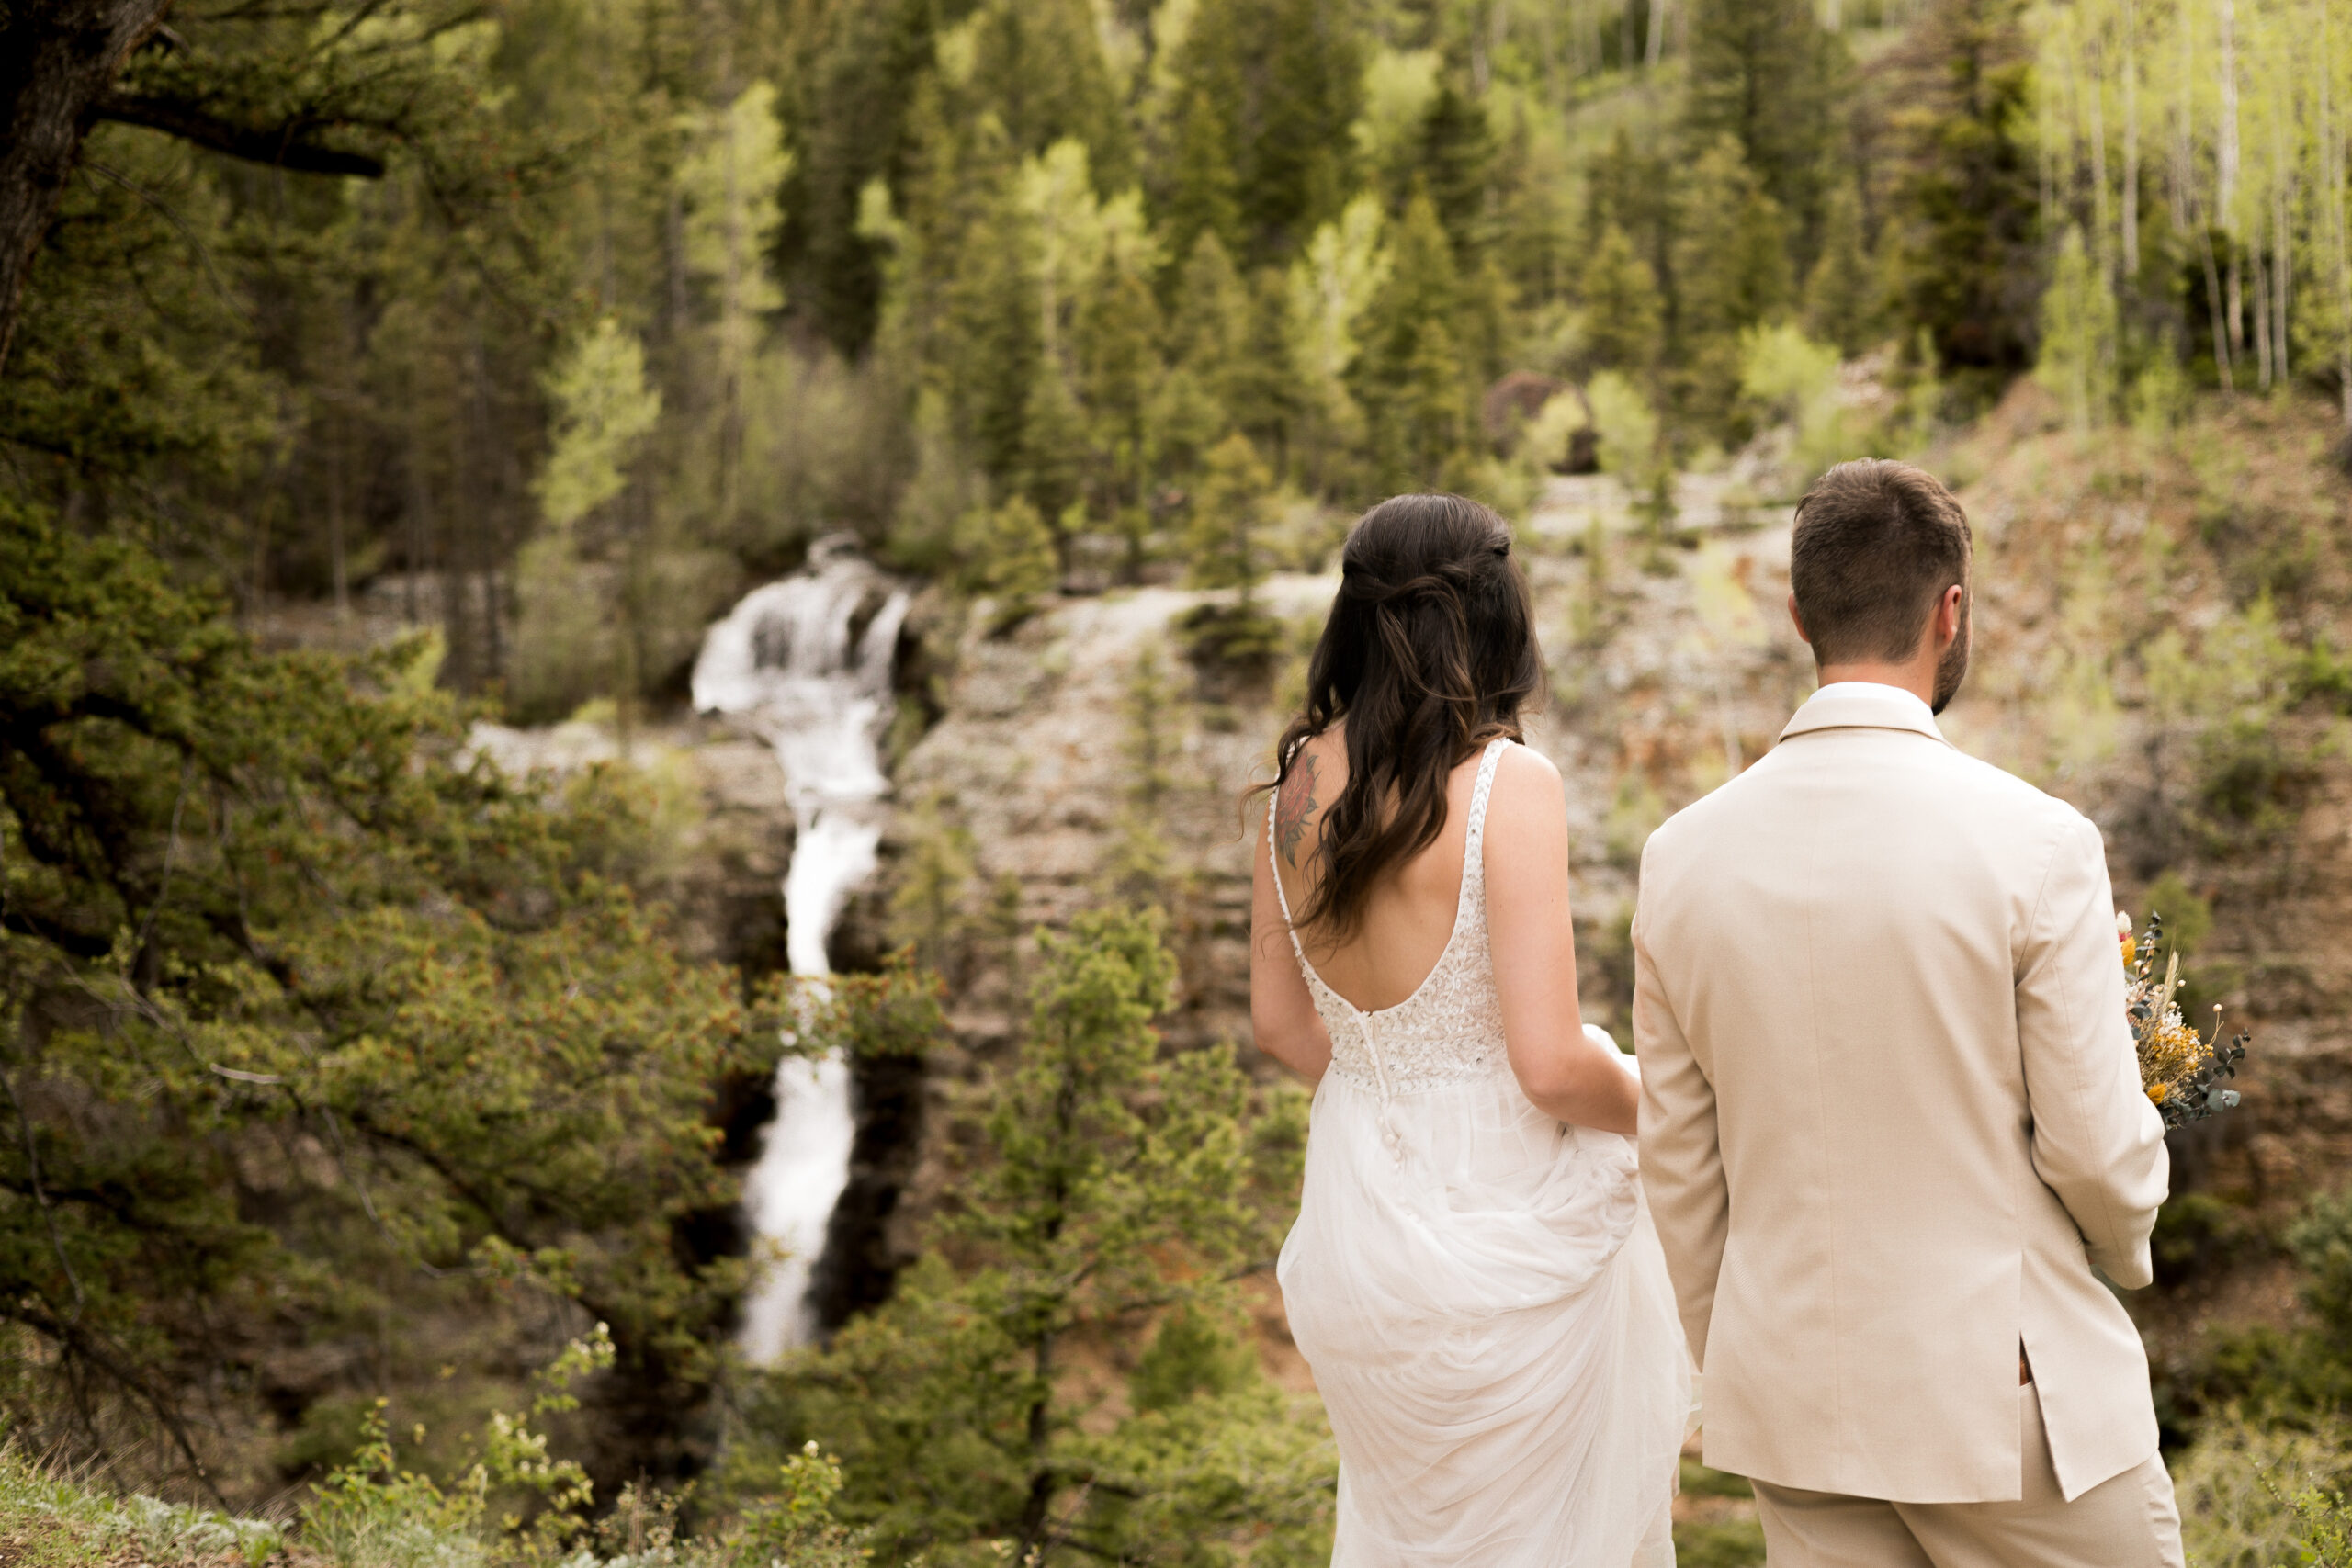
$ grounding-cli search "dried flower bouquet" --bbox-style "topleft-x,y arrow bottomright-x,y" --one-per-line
2119,910 -> 2247,1128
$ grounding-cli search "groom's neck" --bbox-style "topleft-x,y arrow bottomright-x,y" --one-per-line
1811,660 -> 1938,707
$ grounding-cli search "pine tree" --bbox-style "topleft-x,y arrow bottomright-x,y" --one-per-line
1077,254 -> 1164,529
1235,265 -> 1302,468
1674,136 -> 1794,434
1246,0 -> 1366,260
1582,223 -> 1667,378
753,909 -> 1328,1565
940,174 -> 1044,492
955,495 -> 1061,626
1103,639 -> 1187,908
1351,191 -> 1472,491
1415,78 -> 1497,261
1157,77 -> 1250,271
1149,232 -> 1252,479
888,788 -> 979,981
1802,179 -> 1881,355
1878,0 -> 2040,398
2036,225 -> 2121,429
1161,0 -> 1365,268
1682,0 -> 1846,256
779,0 -> 937,355
1019,360 -> 1091,535
1182,432 -> 1274,592
962,0 -> 1132,181
1169,232 -> 1254,410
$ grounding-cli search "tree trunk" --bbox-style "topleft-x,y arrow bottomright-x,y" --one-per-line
2122,0 -> 2140,280
0,0 -> 176,372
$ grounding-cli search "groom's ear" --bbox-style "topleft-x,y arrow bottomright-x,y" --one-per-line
1786,592 -> 1812,646
1935,581 -> 1966,644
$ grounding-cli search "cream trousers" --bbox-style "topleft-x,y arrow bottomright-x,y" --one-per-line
1750,1383 -> 2184,1568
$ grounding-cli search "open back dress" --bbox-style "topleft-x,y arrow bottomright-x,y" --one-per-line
1270,738 -> 1690,1567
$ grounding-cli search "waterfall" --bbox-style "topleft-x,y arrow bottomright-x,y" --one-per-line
690,536 -> 910,1360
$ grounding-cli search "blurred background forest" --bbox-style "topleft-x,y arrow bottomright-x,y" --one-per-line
7,0 -> 2352,1562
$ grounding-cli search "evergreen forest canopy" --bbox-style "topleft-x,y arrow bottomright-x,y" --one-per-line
10,0 -> 2352,1562
6,0 -> 2351,709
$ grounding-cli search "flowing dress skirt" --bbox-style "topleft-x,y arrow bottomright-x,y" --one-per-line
1278,1066 -> 1690,1568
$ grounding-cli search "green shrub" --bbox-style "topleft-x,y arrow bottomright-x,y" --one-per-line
1674,1517 -> 1767,1567
2290,1186 -> 2352,1343
2152,1191 -> 2263,1289
2172,1414 -> 2352,1568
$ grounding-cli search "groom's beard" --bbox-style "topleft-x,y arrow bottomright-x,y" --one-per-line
1930,595 -> 1972,715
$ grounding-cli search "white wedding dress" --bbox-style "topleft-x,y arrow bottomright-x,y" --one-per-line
1272,739 -> 1690,1567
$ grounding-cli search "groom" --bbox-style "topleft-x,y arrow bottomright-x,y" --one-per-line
1633,459 -> 2181,1565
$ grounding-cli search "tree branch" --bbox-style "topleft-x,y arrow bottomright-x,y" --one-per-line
90,91 -> 387,177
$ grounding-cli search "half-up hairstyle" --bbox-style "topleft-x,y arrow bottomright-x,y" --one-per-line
1265,492 -> 1543,942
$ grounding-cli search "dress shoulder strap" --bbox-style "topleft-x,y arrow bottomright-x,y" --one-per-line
1462,738 -> 1511,890
1266,784 -> 1298,931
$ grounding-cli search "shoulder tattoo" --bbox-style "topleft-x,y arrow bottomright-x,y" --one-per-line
1275,753 -> 1319,868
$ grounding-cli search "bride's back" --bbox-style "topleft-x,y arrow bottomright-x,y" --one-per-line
1272,725 -> 1490,1014
1259,491 -> 1541,1001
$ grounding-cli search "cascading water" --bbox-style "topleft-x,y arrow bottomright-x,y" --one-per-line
690,536 -> 910,1360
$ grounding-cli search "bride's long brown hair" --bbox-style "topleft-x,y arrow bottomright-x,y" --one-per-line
1265,492 -> 1543,942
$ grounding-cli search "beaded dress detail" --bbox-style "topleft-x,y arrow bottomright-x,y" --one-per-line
1268,738 -> 1690,1568
1269,739 -> 1512,1100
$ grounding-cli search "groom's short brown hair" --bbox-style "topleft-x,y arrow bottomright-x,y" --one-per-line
1789,459 -> 1973,665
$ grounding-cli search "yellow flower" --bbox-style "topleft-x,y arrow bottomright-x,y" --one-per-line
2148,1083 -> 2169,1103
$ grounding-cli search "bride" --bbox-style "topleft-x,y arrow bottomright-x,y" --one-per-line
1251,493 -> 1690,1566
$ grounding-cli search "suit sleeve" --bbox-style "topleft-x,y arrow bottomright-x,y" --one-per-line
2017,813 -> 2169,1290
1634,863 -> 1727,1371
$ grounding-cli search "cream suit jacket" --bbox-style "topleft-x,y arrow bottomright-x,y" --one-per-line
1634,685 -> 2169,1506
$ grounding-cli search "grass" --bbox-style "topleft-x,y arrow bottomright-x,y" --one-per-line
1674,1518 -> 1768,1567
0,1450 -> 284,1568
1675,1460 -> 1765,1565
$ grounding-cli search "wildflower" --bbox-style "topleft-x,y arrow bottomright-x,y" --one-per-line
2120,910 -> 2249,1128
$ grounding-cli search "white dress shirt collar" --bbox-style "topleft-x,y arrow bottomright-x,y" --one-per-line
1807,680 -> 1935,724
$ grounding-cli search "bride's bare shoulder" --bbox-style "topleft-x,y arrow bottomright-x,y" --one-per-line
1483,741 -> 1564,828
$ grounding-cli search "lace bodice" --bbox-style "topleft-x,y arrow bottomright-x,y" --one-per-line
1270,738 -> 1514,1100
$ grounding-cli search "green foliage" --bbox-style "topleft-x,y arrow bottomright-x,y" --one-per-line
0,1448 -> 285,1568
2037,227 -> 2121,430
2164,1186 -> 2352,1429
2172,1414 -> 2352,1568
2152,1192 -> 2260,1288
1583,224 -> 1668,378
1673,138 -> 1794,437
2290,1187 -> 2352,1345
956,498 -> 1062,628
2143,596 -> 2321,846
1878,0 -> 2041,394
0,500 -> 777,1477
888,791 -> 979,980
728,1445 -> 874,1568
1588,372 -> 1666,502
1102,642 -> 1189,908
1351,192 -> 1475,491
1182,434 -> 1275,593
738,908 -> 1328,1566
1738,324 -> 1849,491
1683,0 -> 1845,249
1802,182 -> 1882,355
540,320 -> 666,532
1673,1518 -> 1768,1568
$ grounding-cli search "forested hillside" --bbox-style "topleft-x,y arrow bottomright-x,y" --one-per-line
10,0 -> 2352,1562
16,0 -> 2346,708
